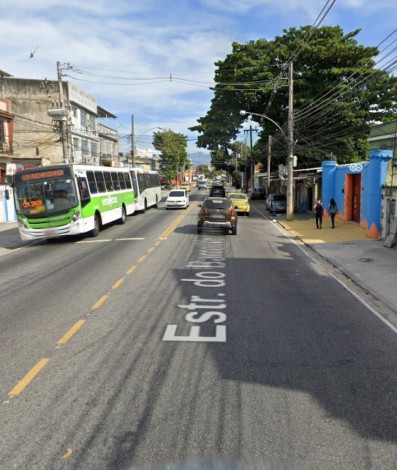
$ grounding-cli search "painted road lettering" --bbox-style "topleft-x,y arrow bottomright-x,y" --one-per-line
163,237 -> 227,343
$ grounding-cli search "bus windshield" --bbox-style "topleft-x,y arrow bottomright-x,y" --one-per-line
14,178 -> 78,216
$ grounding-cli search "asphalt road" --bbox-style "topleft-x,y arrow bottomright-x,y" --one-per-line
1,190 -> 397,469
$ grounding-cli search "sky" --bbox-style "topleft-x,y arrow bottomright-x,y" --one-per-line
1,0 -> 397,163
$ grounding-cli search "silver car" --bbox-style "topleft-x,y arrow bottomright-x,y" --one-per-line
266,194 -> 286,213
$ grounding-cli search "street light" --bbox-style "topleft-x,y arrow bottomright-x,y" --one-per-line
240,110 -> 287,141
132,126 -> 164,167
240,109 -> 294,220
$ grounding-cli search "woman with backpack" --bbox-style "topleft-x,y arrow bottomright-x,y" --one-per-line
313,199 -> 324,229
328,198 -> 338,228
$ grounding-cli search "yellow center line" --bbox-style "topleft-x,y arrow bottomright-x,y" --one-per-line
147,247 -> 154,254
137,255 -> 146,263
57,319 -> 86,345
112,277 -> 125,289
127,265 -> 137,274
8,358 -> 50,398
159,202 -> 198,239
92,294 -> 109,310
154,241 -> 161,246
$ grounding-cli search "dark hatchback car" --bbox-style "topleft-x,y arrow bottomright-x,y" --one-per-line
197,197 -> 238,235
209,185 -> 226,197
250,187 -> 265,199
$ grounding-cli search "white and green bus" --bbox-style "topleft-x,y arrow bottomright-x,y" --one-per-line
13,164 -> 135,240
129,168 -> 161,213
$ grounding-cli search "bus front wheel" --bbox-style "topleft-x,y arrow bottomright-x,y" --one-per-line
91,214 -> 101,237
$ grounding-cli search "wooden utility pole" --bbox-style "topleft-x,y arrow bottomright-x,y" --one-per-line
267,135 -> 272,194
131,114 -> 136,167
57,61 -> 69,163
287,61 -> 294,221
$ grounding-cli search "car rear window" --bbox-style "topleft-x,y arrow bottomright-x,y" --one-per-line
273,195 -> 286,201
169,191 -> 185,197
229,194 -> 246,200
204,199 -> 231,209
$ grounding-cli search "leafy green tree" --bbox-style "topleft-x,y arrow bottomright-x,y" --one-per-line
190,26 -> 397,167
153,129 -> 188,181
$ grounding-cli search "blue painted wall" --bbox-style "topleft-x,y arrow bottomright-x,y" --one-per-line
322,150 -> 392,237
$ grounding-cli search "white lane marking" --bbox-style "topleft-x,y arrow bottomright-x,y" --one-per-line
115,238 -> 145,241
76,239 -> 112,243
76,238 -> 146,244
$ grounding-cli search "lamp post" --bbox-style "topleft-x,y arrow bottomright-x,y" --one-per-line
240,109 -> 294,220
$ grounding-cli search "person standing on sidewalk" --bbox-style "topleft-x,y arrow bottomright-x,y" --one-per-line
328,198 -> 338,228
313,199 -> 324,229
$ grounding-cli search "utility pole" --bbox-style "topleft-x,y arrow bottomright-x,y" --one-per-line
286,60 -> 294,221
131,114 -> 136,167
250,125 -> 255,191
267,135 -> 272,194
244,126 -> 254,192
57,61 -> 69,164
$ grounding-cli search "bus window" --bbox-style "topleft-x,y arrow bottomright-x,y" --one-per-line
126,173 -> 132,189
104,172 -> 113,191
118,172 -> 126,190
77,177 -> 90,207
111,172 -> 120,191
130,171 -> 138,193
95,171 -> 106,192
87,171 -> 98,194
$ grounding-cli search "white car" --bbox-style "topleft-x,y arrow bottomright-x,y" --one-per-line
166,189 -> 189,209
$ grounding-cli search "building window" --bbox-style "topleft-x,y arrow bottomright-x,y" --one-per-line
82,139 -> 89,155
80,110 -> 86,128
90,116 -> 96,133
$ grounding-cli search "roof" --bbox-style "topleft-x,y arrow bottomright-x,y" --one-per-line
97,106 -> 117,119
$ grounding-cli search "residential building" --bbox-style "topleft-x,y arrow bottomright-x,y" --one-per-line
0,73 -> 120,168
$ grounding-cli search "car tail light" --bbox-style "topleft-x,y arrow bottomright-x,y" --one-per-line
231,209 -> 236,217
199,208 -> 205,216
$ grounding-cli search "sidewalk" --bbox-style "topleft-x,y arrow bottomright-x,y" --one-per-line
277,212 -> 397,314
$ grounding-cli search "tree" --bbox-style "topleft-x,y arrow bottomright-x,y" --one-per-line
190,26 -> 397,167
153,129 -> 189,182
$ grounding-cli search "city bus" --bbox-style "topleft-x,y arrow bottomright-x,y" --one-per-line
129,168 -> 161,212
13,164 -> 135,240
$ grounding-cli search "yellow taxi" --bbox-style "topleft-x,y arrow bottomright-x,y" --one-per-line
227,192 -> 250,216
180,182 -> 191,192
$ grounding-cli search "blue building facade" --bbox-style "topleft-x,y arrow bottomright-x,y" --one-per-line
322,150 -> 392,238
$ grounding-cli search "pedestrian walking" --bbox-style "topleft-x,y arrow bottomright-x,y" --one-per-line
313,199 -> 324,229
328,198 -> 338,228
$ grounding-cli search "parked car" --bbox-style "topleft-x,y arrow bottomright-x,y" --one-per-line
250,187 -> 265,199
209,185 -> 226,197
197,197 -> 238,235
166,190 -> 189,209
180,182 -> 191,192
266,193 -> 286,213
227,192 -> 250,216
